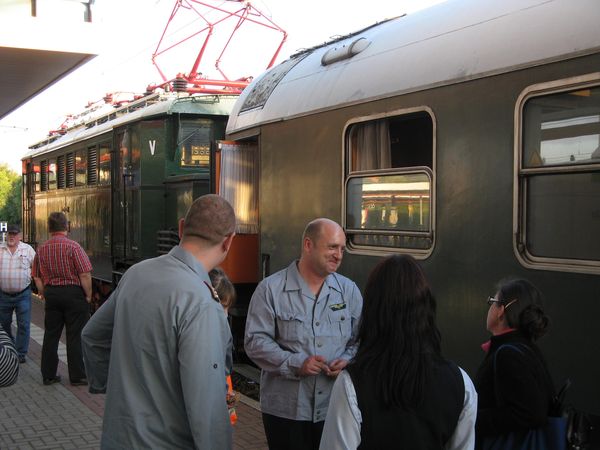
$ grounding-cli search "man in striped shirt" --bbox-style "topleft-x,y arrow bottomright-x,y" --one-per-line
32,212 -> 93,386
0,224 -> 36,364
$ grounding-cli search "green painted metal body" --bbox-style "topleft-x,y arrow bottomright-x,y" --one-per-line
22,95 -> 235,283
227,53 -> 600,415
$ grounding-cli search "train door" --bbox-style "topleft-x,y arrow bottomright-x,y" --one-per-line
216,140 -> 260,283
111,127 -> 137,276
216,140 -> 260,358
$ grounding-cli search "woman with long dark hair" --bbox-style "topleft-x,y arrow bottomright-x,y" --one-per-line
475,278 -> 556,447
320,254 -> 477,449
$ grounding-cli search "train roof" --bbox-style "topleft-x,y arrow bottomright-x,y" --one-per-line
227,0 -> 600,134
24,93 -> 238,159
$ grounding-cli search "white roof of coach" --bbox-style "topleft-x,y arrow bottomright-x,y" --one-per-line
227,0 -> 600,134
24,93 -> 237,159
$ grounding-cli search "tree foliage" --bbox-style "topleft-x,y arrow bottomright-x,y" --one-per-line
0,164 -> 21,225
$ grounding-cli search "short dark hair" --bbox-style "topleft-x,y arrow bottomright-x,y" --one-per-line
182,194 -> 236,245
48,212 -> 68,233
351,254 -> 441,409
496,278 -> 550,341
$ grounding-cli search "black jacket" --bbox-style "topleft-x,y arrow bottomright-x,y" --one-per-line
474,330 -> 555,440
349,357 -> 464,450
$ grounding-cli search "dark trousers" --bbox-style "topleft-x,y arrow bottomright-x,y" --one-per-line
41,285 -> 89,381
262,413 -> 324,450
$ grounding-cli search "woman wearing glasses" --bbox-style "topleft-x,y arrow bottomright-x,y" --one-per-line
474,278 -> 556,448
320,255 -> 477,449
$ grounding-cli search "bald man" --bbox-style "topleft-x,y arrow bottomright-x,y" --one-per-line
82,194 -> 236,450
245,218 -> 363,450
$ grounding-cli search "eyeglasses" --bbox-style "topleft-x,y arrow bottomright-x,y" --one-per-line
487,296 -> 501,306
486,296 -> 518,308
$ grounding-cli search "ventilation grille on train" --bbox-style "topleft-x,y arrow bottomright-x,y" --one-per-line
66,153 -> 75,188
40,160 -> 48,191
87,147 -> 98,185
57,155 -> 65,189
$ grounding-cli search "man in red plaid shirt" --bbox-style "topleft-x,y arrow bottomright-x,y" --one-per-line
32,212 -> 92,386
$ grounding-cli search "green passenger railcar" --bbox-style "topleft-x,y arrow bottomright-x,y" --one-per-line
22,93 -> 238,296
225,0 -> 600,423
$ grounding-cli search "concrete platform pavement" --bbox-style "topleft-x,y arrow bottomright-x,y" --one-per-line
0,296 -> 268,450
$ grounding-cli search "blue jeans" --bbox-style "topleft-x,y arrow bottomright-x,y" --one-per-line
0,289 -> 32,357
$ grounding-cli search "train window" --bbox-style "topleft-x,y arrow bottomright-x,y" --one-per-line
344,110 -> 434,255
179,119 -> 211,168
87,146 -> 98,185
75,151 -> 87,186
57,155 -> 65,189
33,163 -> 41,192
98,144 -> 111,185
66,153 -> 75,188
47,158 -> 57,190
523,88 -> 600,167
348,112 -> 433,171
40,160 -> 48,191
517,79 -> 600,273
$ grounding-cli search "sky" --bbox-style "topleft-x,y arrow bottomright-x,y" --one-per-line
0,0 -> 446,174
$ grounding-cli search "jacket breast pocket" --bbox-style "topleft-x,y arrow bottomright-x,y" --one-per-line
275,312 -> 305,342
328,311 -> 352,338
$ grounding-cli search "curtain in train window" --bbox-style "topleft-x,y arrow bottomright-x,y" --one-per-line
219,142 -> 258,234
348,120 -> 391,171
345,111 -> 434,251
521,85 -> 600,265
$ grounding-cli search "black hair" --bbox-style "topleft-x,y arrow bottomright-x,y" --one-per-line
209,267 -> 236,310
496,278 -> 550,341
350,254 -> 441,409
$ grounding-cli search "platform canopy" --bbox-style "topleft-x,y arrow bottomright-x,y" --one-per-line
0,0 -> 100,120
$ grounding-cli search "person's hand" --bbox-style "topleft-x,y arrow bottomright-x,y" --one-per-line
326,358 -> 348,378
85,297 -> 92,304
298,355 -> 330,376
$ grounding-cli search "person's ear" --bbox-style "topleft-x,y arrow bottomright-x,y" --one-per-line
178,218 -> 185,239
222,232 -> 236,253
303,237 -> 312,253
497,305 -> 507,322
